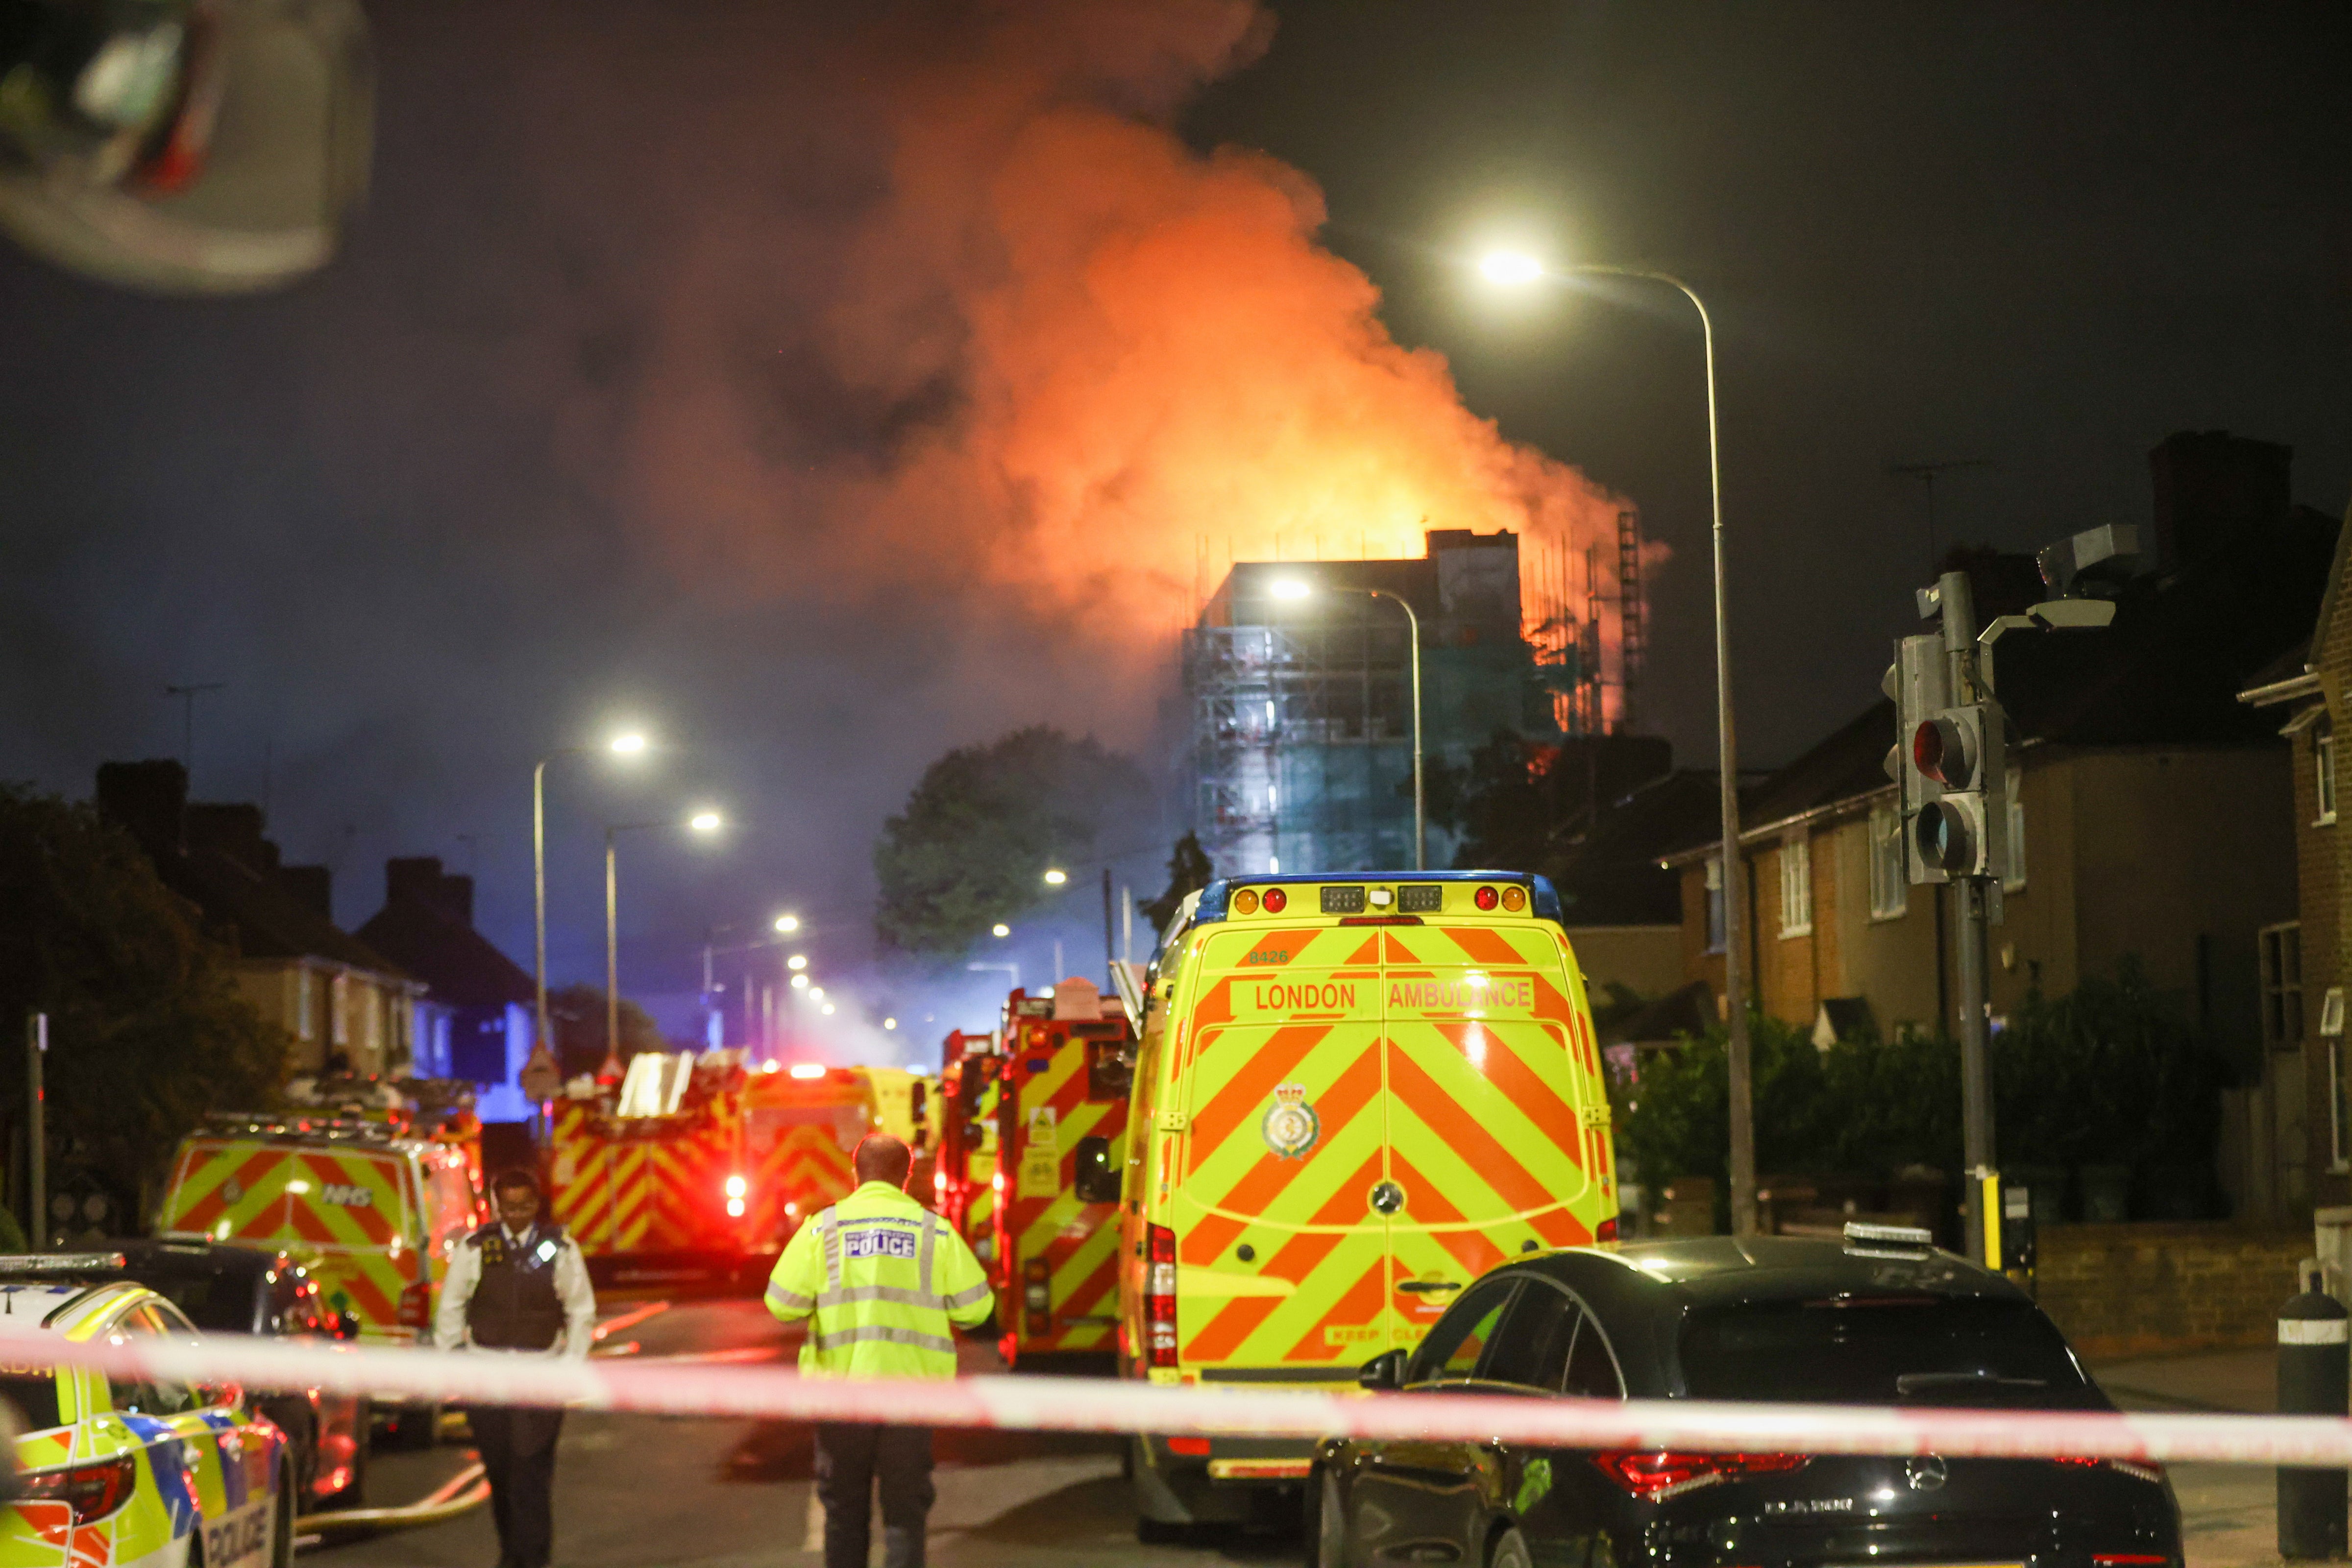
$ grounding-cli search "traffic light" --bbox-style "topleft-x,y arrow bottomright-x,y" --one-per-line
1911,699 -> 2009,880
1882,634 -> 1948,883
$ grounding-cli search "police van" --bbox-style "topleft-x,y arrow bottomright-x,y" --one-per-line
1105,872 -> 1617,1536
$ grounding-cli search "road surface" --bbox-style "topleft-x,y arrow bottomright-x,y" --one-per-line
301,1295 -> 1294,1567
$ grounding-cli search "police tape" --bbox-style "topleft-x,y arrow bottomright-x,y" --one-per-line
1,1327 -> 2338,1469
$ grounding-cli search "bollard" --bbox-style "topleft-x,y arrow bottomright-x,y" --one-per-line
2278,1282 -> 2349,1560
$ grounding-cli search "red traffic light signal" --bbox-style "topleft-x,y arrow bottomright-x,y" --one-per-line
1912,715 -> 1975,787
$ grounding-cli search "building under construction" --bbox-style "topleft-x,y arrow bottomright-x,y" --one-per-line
1180,523 -> 1644,878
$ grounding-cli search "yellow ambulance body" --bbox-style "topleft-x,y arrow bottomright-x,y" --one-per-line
1118,872 -> 1616,1530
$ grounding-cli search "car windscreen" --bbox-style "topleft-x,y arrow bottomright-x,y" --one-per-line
1678,1295 -> 2102,1408
137,1271 -> 255,1332
0,1370 -> 62,1430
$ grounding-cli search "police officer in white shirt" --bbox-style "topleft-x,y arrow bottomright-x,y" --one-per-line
435,1169 -> 597,1568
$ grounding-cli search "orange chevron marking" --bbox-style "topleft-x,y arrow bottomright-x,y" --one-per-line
1283,1258 -> 1387,1362
1385,1050 -> 1559,1218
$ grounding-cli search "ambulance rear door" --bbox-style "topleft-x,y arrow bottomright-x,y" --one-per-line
1379,895 -> 1608,1339
1173,917 -> 1392,1380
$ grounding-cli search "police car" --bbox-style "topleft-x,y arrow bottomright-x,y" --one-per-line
0,1257 -> 291,1568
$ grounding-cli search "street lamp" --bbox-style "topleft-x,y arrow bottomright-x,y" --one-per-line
604,807 -> 725,1079
1270,576 -> 1425,869
787,954 -> 808,972
790,973 -> 809,990
533,731 -> 651,1065
774,914 -> 800,934
1476,247 -> 1754,1234
1042,868 -> 1068,886
991,923 -> 1010,938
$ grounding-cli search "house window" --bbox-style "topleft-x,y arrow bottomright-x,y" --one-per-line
2328,992 -> 2349,1174
2002,767 -> 2027,893
1704,858 -> 1725,954
1868,804 -> 1906,919
330,972 -> 350,1047
1778,836 -> 1812,938
2318,725 -> 2337,826
2260,922 -> 2303,1050
294,969 -> 315,1041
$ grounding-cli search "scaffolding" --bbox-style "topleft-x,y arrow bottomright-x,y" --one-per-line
1180,615 -> 1417,879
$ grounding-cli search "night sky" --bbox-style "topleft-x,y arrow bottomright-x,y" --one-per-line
1,1 -> 2344,1050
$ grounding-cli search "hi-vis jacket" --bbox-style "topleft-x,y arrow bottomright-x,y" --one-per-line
764,1179 -> 994,1378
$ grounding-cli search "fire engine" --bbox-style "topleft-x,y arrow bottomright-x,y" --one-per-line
984,978 -> 1134,1370
547,1050 -> 901,1287
935,1028 -> 1003,1266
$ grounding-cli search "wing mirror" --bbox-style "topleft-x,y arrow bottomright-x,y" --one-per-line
1072,1136 -> 1121,1204
1358,1348 -> 1408,1392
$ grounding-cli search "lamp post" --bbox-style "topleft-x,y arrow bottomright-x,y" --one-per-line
534,731 -> 649,1063
1476,251 -> 1751,1233
604,808 -> 724,1079
1269,578 -> 1424,869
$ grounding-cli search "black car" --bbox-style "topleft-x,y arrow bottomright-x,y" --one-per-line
110,1239 -> 371,1512
1310,1229 -> 2180,1568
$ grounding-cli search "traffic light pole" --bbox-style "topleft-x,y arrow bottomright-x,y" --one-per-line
1936,568 -> 1998,1267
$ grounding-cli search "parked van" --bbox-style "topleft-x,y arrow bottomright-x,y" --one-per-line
1114,872 -> 1616,1534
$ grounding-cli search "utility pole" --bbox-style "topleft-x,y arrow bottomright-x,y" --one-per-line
163,682 -> 225,783
1102,867 -> 1116,988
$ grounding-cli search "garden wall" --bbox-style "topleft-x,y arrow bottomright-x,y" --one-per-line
2036,1222 -> 2307,1359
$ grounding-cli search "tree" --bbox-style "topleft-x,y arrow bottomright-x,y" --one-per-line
547,982 -> 668,1079
873,726 -> 1148,956
0,785 -> 289,1229
1424,730 -> 1552,871
1139,833 -> 1214,932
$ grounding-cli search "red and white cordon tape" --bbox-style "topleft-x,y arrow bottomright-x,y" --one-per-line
0,1329 -> 2332,1469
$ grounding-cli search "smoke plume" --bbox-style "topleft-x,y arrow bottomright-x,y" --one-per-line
626,0 -> 1641,720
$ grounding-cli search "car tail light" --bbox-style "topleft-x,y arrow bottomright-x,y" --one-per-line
2057,1457 -> 2167,1485
1595,1217 -> 1619,1242
397,1279 -> 431,1330
1167,1436 -> 1210,1456
1145,1224 -> 1178,1368
1593,1451 -> 1810,1500
20,1451 -> 137,1523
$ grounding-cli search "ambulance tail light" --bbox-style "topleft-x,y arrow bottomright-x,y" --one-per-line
19,1450 -> 137,1523
1596,1218 -> 1619,1243
1145,1224 -> 1179,1368
397,1279 -> 432,1331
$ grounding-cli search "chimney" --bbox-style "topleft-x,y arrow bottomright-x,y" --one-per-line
95,760 -> 188,858
280,865 -> 333,922
185,803 -> 277,875
2148,430 -> 2291,570
386,856 -> 473,927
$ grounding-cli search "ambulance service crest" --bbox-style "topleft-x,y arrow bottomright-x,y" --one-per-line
1261,1082 -> 1321,1159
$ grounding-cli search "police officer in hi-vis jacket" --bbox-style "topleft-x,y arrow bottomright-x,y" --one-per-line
766,1133 -> 994,1568
436,1168 -> 597,1568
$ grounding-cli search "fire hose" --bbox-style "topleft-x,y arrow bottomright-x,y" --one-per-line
1,1329 -> 2341,1469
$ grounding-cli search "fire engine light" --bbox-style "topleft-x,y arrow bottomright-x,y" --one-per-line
725,1175 -> 748,1199
992,1170 -> 1006,1194
774,914 -> 799,933
1042,868 -> 1067,885
789,1062 -> 826,1079
726,1198 -> 746,1217
1262,887 -> 1287,913
933,1170 -> 947,1196
788,954 -> 808,971
760,1061 -> 780,1073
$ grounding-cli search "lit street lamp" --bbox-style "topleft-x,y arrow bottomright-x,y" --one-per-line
787,954 -> 808,972
1042,868 -> 1068,886
1476,247 -> 1753,1233
533,731 -> 650,1065
604,807 -> 724,1078
991,923 -> 1010,938
774,914 -> 800,933
1271,577 -> 1424,869
790,973 -> 809,991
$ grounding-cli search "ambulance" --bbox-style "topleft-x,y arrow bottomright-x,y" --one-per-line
1116,872 -> 1617,1534
986,979 -> 1133,1370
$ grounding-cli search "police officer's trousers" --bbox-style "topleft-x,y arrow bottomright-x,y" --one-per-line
814,1422 -> 936,1568
469,1405 -> 565,1568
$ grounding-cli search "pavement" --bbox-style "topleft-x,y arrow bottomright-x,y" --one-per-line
295,1300 -> 2313,1568
2090,1348 -> 2282,1568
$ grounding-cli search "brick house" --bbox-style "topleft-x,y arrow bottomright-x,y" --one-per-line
2237,495 -> 2352,1216
1662,432 -> 2335,1221
96,760 -> 427,1078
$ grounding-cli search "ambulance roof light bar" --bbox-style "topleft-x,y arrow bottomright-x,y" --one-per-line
1189,872 -> 1566,931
